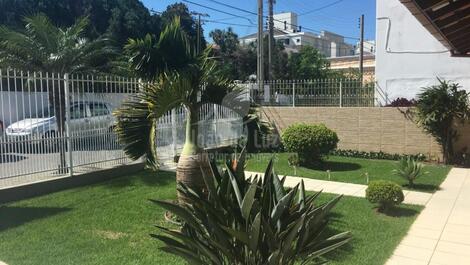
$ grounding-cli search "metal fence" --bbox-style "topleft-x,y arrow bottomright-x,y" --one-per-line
243,79 -> 376,107
0,69 -> 244,188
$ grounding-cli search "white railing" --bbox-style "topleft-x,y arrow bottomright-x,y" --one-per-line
241,79 -> 376,107
0,69 -> 244,188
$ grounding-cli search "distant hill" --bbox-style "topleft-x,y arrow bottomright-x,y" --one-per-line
0,0 -> 161,46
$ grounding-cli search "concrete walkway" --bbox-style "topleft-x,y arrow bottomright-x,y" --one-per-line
245,171 -> 433,206
386,168 -> 470,265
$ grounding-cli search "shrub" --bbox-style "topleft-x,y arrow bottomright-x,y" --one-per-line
366,181 -> 404,212
282,123 -> 339,165
386,97 -> 416,107
152,149 -> 351,265
415,79 -> 470,164
393,157 -> 425,187
331,149 -> 426,161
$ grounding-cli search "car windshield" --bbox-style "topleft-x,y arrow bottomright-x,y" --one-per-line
26,106 -> 55,118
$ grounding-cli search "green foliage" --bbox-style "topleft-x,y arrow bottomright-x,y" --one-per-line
0,0 -> 161,47
288,46 -> 330,80
151,150 -> 351,264
161,3 -> 206,51
282,123 -> 339,165
115,19 -> 235,168
366,181 -> 404,212
393,157 -> 425,187
0,14 -> 116,73
124,17 -> 194,81
331,149 -> 426,162
415,79 -> 470,164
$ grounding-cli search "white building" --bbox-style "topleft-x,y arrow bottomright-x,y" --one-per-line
356,40 -> 375,55
239,12 -> 354,58
375,0 -> 470,104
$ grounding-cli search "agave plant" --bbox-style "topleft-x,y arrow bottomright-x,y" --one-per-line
151,149 -> 351,264
393,157 -> 425,187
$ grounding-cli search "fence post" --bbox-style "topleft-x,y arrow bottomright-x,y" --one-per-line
339,80 -> 343,108
292,82 -> 296,107
171,108 -> 177,158
64,73 -> 73,176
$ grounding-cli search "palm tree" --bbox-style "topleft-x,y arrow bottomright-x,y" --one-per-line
115,19 -> 235,200
0,14 -> 115,172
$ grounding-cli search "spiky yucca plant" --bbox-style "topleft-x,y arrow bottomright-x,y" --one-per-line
151,149 -> 351,264
393,157 -> 425,187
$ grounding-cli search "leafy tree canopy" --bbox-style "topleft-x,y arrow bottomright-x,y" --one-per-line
288,46 -> 330,80
0,0 -> 161,47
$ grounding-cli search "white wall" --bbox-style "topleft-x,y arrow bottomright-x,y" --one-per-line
375,0 -> 470,103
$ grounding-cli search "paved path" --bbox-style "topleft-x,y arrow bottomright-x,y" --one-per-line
245,171 -> 433,206
385,168 -> 470,265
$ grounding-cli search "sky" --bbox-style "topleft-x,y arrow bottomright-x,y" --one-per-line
141,0 -> 376,45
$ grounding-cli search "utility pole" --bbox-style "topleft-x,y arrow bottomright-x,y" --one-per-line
268,0 -> 275,80
257,0 -> 264,91
192,12 -> 209,54
359,14 -> 364,80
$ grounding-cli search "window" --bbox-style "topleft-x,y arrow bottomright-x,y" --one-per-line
70,104 -> 87,119
89,103 -> 109,117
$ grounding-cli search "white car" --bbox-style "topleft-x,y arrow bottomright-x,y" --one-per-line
6,101 -> 116,140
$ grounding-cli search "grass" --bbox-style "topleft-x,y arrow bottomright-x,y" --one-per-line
246,153 -> 451,192
0,170 -> 422,265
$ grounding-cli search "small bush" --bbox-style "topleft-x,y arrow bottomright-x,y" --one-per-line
282,123 -> 339,165
393,157 -> 425,187
386,97 -> 416,107
366,181 -> 404,212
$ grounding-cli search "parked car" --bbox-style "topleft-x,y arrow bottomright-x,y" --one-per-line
5,101 -> 116,144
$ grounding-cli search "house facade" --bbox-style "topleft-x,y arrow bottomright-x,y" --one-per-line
375,0 -> 470,104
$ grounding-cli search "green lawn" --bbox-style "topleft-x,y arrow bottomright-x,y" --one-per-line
0,170 -> 421,265
246,153 -> 451,192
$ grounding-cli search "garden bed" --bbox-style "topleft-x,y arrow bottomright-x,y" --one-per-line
246,153 -> 451,192
0,169 -> 421,265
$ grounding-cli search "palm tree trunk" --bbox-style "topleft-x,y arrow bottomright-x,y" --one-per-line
176,107 -> 210,203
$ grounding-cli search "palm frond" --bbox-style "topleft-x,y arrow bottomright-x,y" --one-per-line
114,74 -> 190,168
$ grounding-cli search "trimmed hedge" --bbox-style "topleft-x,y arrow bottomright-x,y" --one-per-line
331,149 -> 426,161
366,180 -> 404,212
282,123 -> 338,165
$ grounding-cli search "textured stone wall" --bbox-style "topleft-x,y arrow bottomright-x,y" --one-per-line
261,107 -> 470,161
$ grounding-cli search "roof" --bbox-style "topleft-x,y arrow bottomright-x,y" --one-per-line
400,0 -> 470,57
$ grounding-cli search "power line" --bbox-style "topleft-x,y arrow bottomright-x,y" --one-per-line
203,20 -> 256,28
186,0 -> 360,41
203,0 -> 257,16
298,0 -> 346,16
182,0 -> 256,25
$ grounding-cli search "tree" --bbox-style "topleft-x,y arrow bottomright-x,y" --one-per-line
210,27 -> 239,55
263,37 -> 289,80
161,3 -> 206,51
0,0 -> 161,47
0,14 -> 115,171
115,18 -> 235,201
288,46 -> 330,80
415,79 -> 470,164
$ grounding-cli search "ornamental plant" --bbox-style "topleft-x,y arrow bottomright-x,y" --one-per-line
415,79 -> 470,164
366,181 -> 404,212
151,149 -> 351,265
393,157 -> 425,188
282,123 -> 339,166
